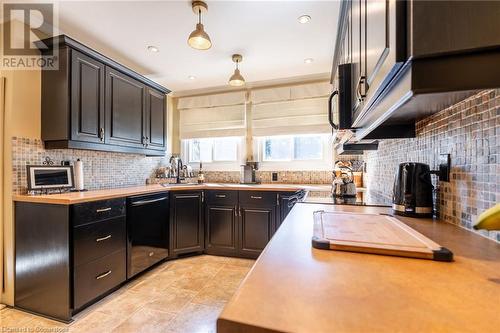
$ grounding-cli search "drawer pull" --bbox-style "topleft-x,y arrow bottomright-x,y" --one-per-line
95,235 -> 112,242
96,270 -> 112,280
216,194 -> 227,198
250,196 -> 262,199
96,207 -> 112,213
149,252 -> 154,257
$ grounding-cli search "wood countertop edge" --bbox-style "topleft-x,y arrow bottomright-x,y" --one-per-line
12,183 -> 323,205
217,203 -> 500,333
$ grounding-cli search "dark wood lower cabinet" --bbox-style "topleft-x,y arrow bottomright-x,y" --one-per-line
205,204 -> 238,256
14,189 -> 303,322
170,191 -> 204,256
238,205 -> 275,259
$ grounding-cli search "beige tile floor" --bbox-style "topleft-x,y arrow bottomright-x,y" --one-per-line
0,255 -> 255,333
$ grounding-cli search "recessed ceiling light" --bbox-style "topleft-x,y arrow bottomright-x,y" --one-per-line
147,45 -> 159,53
188,75 -> 196,80
304,58 -> 314,64
298,15 -> 311,24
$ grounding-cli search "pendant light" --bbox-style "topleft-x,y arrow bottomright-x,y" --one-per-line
229,54 -> 245,87
188,1 -> 212,50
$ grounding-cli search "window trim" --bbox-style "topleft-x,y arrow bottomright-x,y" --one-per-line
255,134 -> 333,171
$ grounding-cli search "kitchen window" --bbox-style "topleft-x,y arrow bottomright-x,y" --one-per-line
256,134 -> 332,170
183,137 -> 243,170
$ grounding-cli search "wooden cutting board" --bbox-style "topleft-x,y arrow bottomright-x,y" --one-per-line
312,211 -> 453,261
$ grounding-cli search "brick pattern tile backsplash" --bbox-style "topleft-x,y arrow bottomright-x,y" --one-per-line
12,138 -> 333,195
12,137 -> 168,194
365,89 -> 499,242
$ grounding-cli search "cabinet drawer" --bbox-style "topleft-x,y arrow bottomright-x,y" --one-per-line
206,190 -> 238,206
74,217 -> 126,267
72,198 -> 125,226
239,191 -> 278,206
74,249 -> 126,310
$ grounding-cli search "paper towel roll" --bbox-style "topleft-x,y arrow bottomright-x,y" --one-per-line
74,159 -> 84,191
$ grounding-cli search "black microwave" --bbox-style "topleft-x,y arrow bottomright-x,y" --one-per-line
328,63 -> 354,130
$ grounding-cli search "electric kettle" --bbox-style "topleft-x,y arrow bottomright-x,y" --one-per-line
392,162 -> 433,217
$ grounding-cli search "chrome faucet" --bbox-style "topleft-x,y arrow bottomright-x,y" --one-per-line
169,155 -> 184,184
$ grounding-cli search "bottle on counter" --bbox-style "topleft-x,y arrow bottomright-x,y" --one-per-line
198,162 -> 205,184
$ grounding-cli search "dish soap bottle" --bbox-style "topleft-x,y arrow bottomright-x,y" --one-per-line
198,162 -> 205,184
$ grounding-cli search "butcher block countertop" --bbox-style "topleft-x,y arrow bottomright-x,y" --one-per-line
217,203 -> 500,333
12,183 -> 325,205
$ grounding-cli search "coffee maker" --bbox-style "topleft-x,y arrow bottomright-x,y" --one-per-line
240,161 -> 259,184
392,162 -> 434,217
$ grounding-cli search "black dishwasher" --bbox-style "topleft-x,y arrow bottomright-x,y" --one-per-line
126,192 -> 169,278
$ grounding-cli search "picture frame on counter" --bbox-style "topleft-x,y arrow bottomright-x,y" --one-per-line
26,165 -> 75,192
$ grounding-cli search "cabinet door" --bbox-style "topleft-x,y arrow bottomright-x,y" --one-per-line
145,87 -> 166,151
205,205 -> 238,256
238,205 -> 275,258
351,0 -> 362,112
364,0 -> 388,87
105,67 -> 146,148
170,192 -> 204,256
71,50 -> 105,143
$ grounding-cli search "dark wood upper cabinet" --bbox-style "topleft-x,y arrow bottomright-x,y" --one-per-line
170,191 -> 204,256
364,0 -> 388,86
37,35 -> 169,156
71,50 -> 105,144
331,0 -> 500,141
105,67 -> 146,149
350,0 -> 362,112
145,87 -> 167,151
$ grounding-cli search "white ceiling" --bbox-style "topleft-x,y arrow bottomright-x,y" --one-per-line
53,1 -> 340,93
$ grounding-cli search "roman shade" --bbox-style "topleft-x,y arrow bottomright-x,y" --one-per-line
178,91 -> 245,109
250,82 -> 332,104
178,91 -> 246,139
250,82 -> 332,136
252,98 -> 331,136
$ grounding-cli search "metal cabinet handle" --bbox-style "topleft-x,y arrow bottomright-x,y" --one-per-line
130,196 -> 167,206
356,76 -> 368,102
250,196 -> 262,199
149,252 -> 154,257
328,90 -> 339,130
96,270 -> 112,280
99,128 -> 104,141
234,206 -> 238,216
216,194 -> 226,198
288,198 -> 299,208
96,235 -> 112,242
96,207 -> 112,213
176,194 -> 200,199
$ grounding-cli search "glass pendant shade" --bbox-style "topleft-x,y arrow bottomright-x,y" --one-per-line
188,23 -> 212,50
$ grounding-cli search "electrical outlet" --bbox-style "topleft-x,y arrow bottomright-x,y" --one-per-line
272,172 -> 278,182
